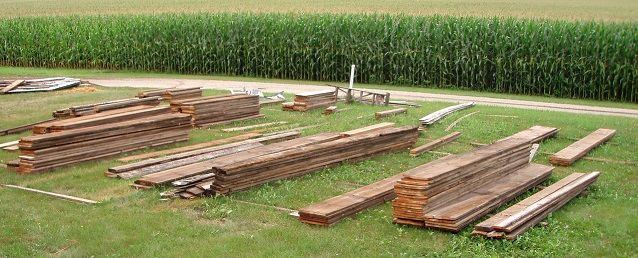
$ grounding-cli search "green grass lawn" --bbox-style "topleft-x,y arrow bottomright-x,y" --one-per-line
0,86 -> 636,257
0,0 -> 636,22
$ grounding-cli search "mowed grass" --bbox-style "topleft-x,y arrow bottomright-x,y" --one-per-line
0,0 -> 636,22
0,86 -> 636,257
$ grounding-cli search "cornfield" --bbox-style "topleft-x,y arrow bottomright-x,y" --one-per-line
0,13 -> 636,102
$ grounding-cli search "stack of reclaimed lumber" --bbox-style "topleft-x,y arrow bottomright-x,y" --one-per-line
298,125 -> 558,226
1,77 -> 80,94
137,87 -> 203,100
419,102 -> 474,126
15,113 -> 191,174
283,90 -> 336,112
33,106 -> 171,134
108,132 -> 300,180
211,124 -> 418,195
52,97 -> 161,118
472,172 -> 600,240
550,128 -> 616,166
170,94 -> 263,127
391,126 -> 559,232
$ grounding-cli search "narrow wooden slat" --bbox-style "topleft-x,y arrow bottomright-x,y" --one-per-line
0,79 -> 25,93
375,108 -> 407,119
340,122 -> 395,138
409,132 -> 461,156
0,184 -> 98,204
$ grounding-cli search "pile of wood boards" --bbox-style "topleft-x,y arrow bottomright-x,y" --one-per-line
170,94 -> 264,127
391,126 -> 559,232
473,172 -> 600,240
282,90 -> 336,111
15,113 -> 191,174
419,102 -> 474,126
298,126 -> 558,227
137,87 -> 202,100
550,128 -> 616,166
33,106 -> 171,134
108,132 -> 300,180
211,124 -> 418,195
52,97 -> 161,118
1,77 -> 80,94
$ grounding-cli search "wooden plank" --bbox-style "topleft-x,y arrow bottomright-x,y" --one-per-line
0,118 -> 57,136
0,184 -> 98,204
409,132 -> 461,156
375,108 -> 408,119
550,128 -> 616,166
340,122 -> 395,138
0,140 -> 20,148
117,132 -> 262,162
0,79 -> 25,93
3,145 -> 19,152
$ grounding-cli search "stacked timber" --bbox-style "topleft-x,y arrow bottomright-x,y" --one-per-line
33,106 -> 171,134
210,125 -> 418,195
134,132 -> 342,188
138,87 -> 202,100
170,94 -> 263,127
1,77 -> 80,94
15,113 -> 191,174
52,97 -> 162,118
392,128 -> 555,232
284,90 -> 336,111
108,132 -> 300,179
550,128 -> 616,166
473,172 -> 600,240
419,102 -> 474,126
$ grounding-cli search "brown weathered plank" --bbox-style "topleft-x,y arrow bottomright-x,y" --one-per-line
375,108 -> 407,119
0,79 -> 25,93
550,128 -> 616,166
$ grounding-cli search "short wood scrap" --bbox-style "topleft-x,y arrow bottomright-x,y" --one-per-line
472,172 -> 600,240
375,108 -> 407,119
409,132 -> 461,156
324,106 -> 338,115
550,128 -> 616,166
0,184 -> 98,204
170,94 -> 263,127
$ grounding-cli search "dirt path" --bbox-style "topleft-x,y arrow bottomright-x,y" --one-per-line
89,78 -> 638,119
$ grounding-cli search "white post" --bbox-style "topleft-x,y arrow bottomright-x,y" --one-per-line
349,64 -> 356,89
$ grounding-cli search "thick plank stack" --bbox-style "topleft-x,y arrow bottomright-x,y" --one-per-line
108,132 -> 299,180
134,132 -> 339,188
170,94 -> 264,127
1,77 -> 80,94
392,126 -> 558,232
211,125 -> 418,195
550,128 -> 616,166
138,87 -> 203,100
52,97 -> 162,118
15,113 -> 191,174
473,172 -> 600,240
33,106 -> 171,134
283,90 -> 336,112
419,102 -> 474,126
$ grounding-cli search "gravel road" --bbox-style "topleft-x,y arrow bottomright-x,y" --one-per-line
89,78 -> 638,119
